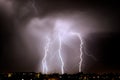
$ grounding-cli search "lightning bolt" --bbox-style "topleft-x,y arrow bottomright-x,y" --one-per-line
58,34 -> 64,74
42,36 -> 50,74
31,0 -> 38,14
71,32 -> 83,72
40,19 -> 85,74
42,32 -> 83,73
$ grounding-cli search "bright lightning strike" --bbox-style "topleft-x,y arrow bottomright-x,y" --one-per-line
58,34 -> 64,74
42,36 -> 50,74
41,19 -> 84,74
70,32 -> 83,72
54,20 -> 71,74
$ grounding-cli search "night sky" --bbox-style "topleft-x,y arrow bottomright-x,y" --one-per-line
0,0 -> 120,73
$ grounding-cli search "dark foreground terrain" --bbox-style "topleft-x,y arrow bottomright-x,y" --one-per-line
0,72 -> 120,80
